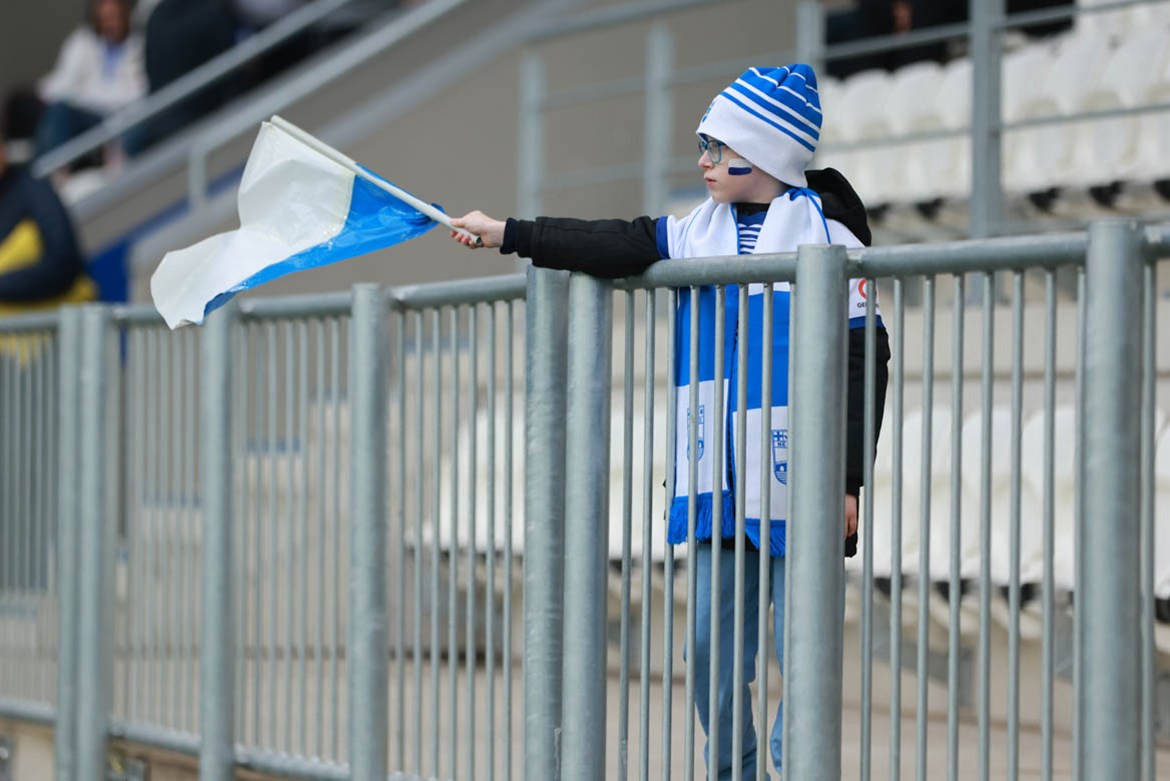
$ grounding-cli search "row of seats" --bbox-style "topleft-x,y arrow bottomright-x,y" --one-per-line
851,406 -> 1170,603
816,1 -> 1170,219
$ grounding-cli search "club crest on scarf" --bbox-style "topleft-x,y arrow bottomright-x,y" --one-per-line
771,428 -> 789,485
687,404 -> 706,461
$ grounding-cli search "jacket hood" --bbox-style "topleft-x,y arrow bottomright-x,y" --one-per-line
806,167 -> 871,247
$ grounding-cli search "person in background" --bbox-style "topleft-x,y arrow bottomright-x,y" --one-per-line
0,114 -> 95,316
129,0 -> 239,152
34,0 -> 146,162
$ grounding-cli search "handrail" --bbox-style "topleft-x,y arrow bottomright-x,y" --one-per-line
186,0 -> 466,208
32,0 -> 359,178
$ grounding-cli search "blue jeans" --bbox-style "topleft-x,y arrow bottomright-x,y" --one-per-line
692,543 -> 786,780
34,102 -> 103,159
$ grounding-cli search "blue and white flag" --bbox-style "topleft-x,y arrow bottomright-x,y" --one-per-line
151,119 -> 448,329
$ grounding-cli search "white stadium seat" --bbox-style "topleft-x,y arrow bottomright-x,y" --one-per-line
832,69 -> 898,206
881,61 -> 945,204
905,57 -> 972,202
1003,37 -> 1107,195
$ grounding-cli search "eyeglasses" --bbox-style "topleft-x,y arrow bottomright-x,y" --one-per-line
698,137 -> 726,164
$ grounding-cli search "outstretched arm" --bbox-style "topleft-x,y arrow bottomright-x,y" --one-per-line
450,211 -> 662,279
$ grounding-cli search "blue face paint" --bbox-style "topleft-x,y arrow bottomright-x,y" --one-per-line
727,158 -> 752,176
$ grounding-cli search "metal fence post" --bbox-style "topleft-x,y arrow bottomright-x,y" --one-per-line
200,303 -> 236,781
75,305 -> 112,781
1078,220 -> 1144,780
348,284 -> 389,781
787,244 -> 849,781
642,22 -> 673,216
969,0 -> 1004,240
54,307 -> 83,781
523,266 -> 569,781
559,272 -> 613,781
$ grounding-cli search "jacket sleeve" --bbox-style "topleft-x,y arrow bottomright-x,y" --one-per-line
501,215 -> 663,279
0,177 -> 85,302
843,324 -> 891,558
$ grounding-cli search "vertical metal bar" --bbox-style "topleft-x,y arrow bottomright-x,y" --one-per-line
75,305 -> 111,781
395,309 -> 407,770
730,284 -> 748,781
620,291 -> 636,781
412,310 -> 425,773
642,23 -> 672,215
947,275 -> 965,781
266,321 -> 278,748
168,327 -> 180,730
969,0 -> 1004,239
330,318 -> 342,760
298,321 -> 309,751
184,329 -> 198,732
284,321 -> 296,752
486,302 -> 498,781
978,271 -> 995,781
504,299 -> 515,781
517,53 -> 545,221
889,278 -> 905,781
663,288 -> 678,781
1078,221 -> 1143,780
200,303 -> 236,781
253,324 -> 266,746
1008,272 -> 1025,781
860,279 -> 877,781
560,272 -> 613,781
756,285 -> 774,781
685,285 -> 700,781
1041,271 -> 1056,781
915,277 -> 935,781
787,244 -> 848,781
237,323 -> 251,745
54,307 -> 83,781
348,284 -> 390,781
315,319 -> 327,758
430,308 -> 442,777
466,304 -> 479,781
523,267 -> 568,781
1140,260 -> 1157,781
640,289 -> 656,781
448,305 -> 460,779
708,286 -> 726,781
794,0 -> 826,74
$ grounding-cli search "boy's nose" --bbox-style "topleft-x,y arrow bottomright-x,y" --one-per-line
698,152 -> 712,170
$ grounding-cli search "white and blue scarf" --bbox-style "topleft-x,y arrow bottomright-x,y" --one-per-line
662,188 -> 833,556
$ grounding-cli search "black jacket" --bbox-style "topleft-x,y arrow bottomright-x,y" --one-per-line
0,166 -> 85,302
498,169 -> 891,556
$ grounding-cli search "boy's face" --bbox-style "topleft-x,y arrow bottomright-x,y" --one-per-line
698,137 -> 782,205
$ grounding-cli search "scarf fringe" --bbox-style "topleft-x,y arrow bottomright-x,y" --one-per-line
669,494 -> 788,556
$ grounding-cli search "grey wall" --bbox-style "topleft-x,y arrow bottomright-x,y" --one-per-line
1,1 -> 93,97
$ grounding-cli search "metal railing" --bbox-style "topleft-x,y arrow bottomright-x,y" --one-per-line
0,221 -> 1168,779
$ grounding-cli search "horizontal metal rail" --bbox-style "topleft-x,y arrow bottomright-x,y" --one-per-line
0,698 -> 55,727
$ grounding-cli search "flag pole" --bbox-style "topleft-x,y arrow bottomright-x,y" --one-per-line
269,115 -> 483,247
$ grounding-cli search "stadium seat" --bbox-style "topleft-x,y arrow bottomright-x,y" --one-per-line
1065,29 -> 1170,190
833,69 -> 898,206
1001,40 -> 1082,196
1152,424 -> 1170,603
1123,31 -> 1170,190
881,61 -> 945,205
904,57 -> 972,202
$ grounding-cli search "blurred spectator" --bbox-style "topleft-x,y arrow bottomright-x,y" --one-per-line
826,1 -> 965,78
0,112 -> 96,316
34,0 -> 146,161
825,0 -> 1073,79
128,0 -> 239,152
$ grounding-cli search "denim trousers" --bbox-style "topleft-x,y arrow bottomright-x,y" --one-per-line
692,542 -> 787,780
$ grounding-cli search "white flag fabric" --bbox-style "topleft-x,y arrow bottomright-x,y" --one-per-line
150,121 -> 439,328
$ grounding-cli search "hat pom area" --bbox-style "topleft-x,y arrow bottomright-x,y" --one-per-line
696,64 -> 823,189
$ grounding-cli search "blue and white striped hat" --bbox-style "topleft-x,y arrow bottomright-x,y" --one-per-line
696,64 -> 822,188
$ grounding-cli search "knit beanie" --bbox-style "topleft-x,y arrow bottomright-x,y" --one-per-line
696,64 -> 822,188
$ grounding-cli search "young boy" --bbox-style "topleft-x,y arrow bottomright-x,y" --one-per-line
451,64 -> 891,780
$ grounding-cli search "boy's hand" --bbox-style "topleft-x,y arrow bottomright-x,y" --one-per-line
845,494 -> 858,539
451,211 -> 505,249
